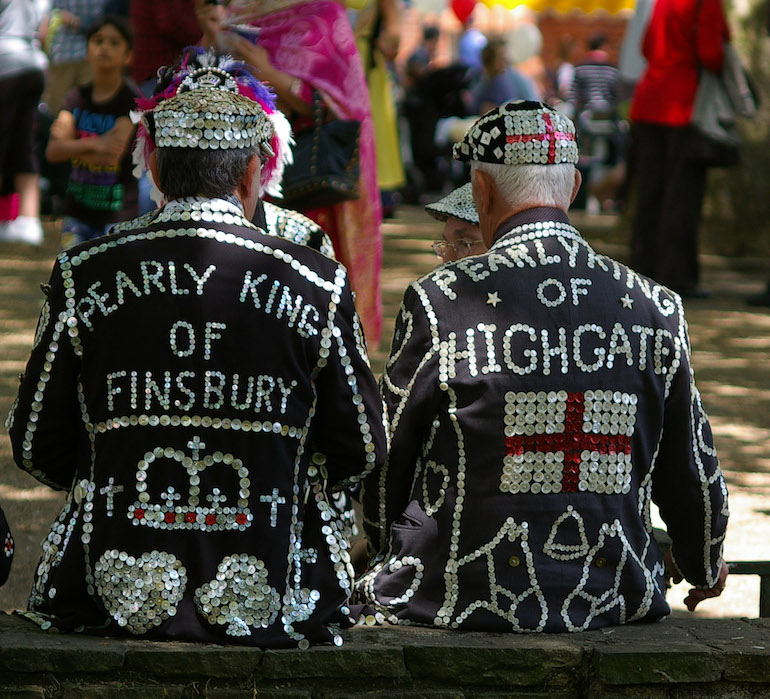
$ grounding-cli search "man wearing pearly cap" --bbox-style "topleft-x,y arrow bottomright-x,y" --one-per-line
8,49 -> 386,648
357,101 -> 728,632
425,183 -> 485,264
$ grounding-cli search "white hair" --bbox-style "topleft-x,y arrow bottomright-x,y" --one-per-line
471,161 -> 576,211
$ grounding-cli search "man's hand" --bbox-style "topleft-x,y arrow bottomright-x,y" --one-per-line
91,128 -> 127,162
350,538 -> 370,577
376,25 -> 400,63
49,116 -> 72,141
683,561 -> 729,611
663,550 -> 684,584
231,37 -> 273,77
59,10 -> 81,32
195,0 -> 224,48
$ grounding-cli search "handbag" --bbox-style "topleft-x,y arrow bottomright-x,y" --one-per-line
687,9 -> 759,168
279,91 -> 361,211
688,65 -> 741,168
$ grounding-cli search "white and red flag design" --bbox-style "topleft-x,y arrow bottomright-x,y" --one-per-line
501,390 -> 638,495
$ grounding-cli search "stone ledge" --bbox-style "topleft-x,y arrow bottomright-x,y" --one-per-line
1,612 -> 769,697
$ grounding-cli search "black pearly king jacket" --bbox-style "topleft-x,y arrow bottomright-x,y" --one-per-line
8,196 -> 386,647
357,206 -> 727,632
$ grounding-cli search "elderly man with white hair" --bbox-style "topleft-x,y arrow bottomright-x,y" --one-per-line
356,100 -> 728,633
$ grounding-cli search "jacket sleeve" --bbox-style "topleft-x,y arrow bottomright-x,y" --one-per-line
7,260 -> 82,491
361,282 -> 440,554
312,267 -> 386,492
696,0 -> 729,74
0,504 -> 12,587
651,308 -> 728,588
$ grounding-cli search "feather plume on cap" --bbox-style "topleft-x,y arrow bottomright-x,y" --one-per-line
130,47 -> 293,206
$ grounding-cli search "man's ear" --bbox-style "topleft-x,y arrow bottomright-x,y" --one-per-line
148,150 -> 164,195
237,154 -> 262,219
237,154 -> 261,202
472,167 -> 498,249
570,167 -> 582,205
473,168 -> 494,217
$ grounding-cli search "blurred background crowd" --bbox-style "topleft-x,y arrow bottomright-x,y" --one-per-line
1,0 -> 770,313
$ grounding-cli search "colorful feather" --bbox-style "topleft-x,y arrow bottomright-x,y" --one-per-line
130,47 -> 293,203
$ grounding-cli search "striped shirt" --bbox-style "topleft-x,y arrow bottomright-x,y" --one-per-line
569,61 -> 620,116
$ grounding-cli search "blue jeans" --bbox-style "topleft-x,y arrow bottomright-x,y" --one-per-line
60,217 -> 111,250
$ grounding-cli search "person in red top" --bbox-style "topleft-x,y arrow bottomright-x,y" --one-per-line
629,0 -> 729,298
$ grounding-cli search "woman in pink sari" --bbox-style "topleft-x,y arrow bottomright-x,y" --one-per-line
224,0 -> 383,347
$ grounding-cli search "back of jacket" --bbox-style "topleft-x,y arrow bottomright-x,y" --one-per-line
359,208 -> 727,632
9,198 -> 386,646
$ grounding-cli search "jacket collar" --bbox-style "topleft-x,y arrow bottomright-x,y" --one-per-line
492,207 -> 572,245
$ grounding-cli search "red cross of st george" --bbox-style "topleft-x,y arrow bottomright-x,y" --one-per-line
505,113 -> 576,164
504,392 -> 632,493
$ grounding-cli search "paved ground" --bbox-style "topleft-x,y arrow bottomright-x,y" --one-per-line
0,207 -> 768,619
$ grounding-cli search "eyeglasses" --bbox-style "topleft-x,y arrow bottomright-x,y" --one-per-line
432,239 -> 484,259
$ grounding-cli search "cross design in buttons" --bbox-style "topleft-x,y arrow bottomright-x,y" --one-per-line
294,520 -> 318,564
188,435 -> 206,461
501,390 -> 638,495
260,488 -> 287,528
162,486 -> 182,509
100,477 -> 124,517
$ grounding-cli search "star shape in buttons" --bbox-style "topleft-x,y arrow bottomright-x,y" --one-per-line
487,292 -> 501,307
620,293 -> 634,309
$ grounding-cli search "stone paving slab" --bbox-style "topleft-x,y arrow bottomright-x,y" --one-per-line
2,611 -> 770,697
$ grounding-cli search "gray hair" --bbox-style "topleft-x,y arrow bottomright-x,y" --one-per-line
155,146 -> 258,200
471,161 -> 576,211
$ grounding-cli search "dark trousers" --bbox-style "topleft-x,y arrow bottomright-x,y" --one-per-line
0,69 -> 45,186
630,122 -> 708,294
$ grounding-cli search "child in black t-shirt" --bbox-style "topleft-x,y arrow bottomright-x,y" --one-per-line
46,15 -> 140,250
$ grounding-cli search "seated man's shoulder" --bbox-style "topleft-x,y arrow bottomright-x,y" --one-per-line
410,250 -> 686,332
610,258 -> 685,313
413,254 -> 494,296
263,202 -> 336,260
259,226 -> 347,284
419,254 -> 489,284
109,210 -> 160,236
65,206 -> 345,294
